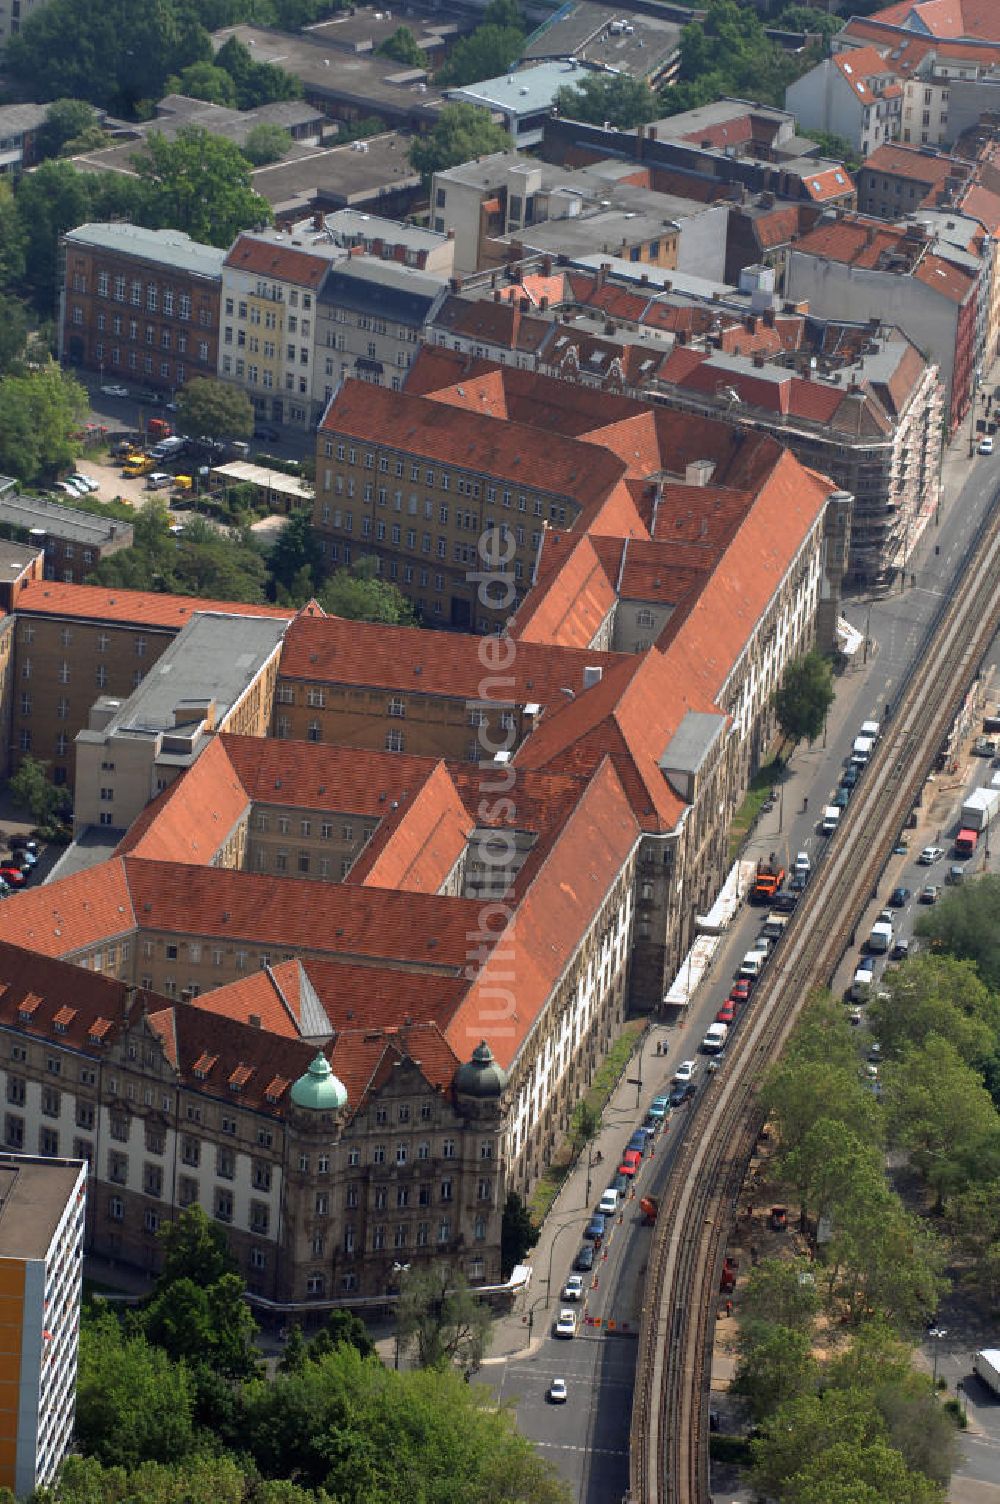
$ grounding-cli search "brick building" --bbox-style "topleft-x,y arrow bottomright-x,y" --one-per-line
59,224 -> 225,396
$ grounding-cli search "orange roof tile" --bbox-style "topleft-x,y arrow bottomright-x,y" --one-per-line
511,533 -> 618,648
15,579 -> 298,630
913,252 -> 976,302
117,735 -> 251,864
347,762 -> 471,893
866,0 -> 1000,41
225,234 -> 332,288
0,859 -> 135,958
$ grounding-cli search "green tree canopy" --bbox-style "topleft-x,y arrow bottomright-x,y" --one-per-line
396,1261 -> 492,1372
135,128 -> 273,246
662,0 -> 818,115
377,25 -> 427,67
555,73 -> 658,129
15,159 -> 93,313
915,873 -> 1000,989
0,294 -> 30,378
167,60 -> 238,107
733,1319 -> 818,1421
156,1204 -> 236,1289
409,102 -> 512,181
216,35 -> 303,109
0,363 -> 88,483
500,1190 -> 539,1277
0,181 -> 26,290
142,1273 -> 260,1381
318,555 -> 417,624
774,649 -> 835,748
243,122 -> 292,165
268,510 -> 322,601
882,1033 -> 999,1209
38,98 -> 103,158
436,26 -> 525,87
7,753 -> 73,826
6,0 -> 212,113
75,1311 -> 195,1468
868,953 -> 999,1065
176,376 -> 254,440
740,1256 -> 820,1330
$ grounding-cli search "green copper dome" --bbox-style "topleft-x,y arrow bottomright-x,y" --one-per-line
454,1040 -> 507,1098
290,1052 -> 348,1111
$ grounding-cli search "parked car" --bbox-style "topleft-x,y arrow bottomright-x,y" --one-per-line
946,865 -> 965,885
730,980 -> 751,1003
888,886 -> 911,907
891,937 -> 910,960
790,871 -> 808,893
573,1245 -> 595,1272
979,436 -> 994,455
9,837 -> 37,854
772,890 -> 799,912
554,1309 -> 577,1339
716,1001 -> 736,1024
548,1378 -> 568,1403
920,884 -> 939,904
610,1171 -> 629,1194
626,1132 -> 646,1157
0,866 -> 25,887
794,851 -> 811,875
648,1093 -> 672,1120
918,845 -> 944,865
673,1059 -> 697,1084
841,764 -> 859,788
583,1213 -> 606,1241
669,1080 -> 696,1107
561,1274 -> 585,1301
619,1150 -> 641,1177
100,383 -> 129,398
974,736 -> 997,757
145,472 -> 173,491
833,786 -> 850,808
69,473 -> 99,494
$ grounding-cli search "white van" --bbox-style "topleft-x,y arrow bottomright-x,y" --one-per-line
738,951 -> 765,980
850,967 -> 872,1003
701,1021 -> 729,1054
851,736 -> 874,766
598,1188 -> 620,1216
859,720 -> 881,741
821,805 -> 841,835
762,913 -> 789,940
868,921 -> 893,954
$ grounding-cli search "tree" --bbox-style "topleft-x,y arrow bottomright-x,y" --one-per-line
571,1098 -> 599,1150
176,376 -> 254,441
14,159 -> 93,314
306,1308 -> 376,1361
242,122 -> 292,166
168,60 -> 238,107
37,98 -> 102,159
5,0 -> 212,113
664,0 -> 816,115
142,1273 -> 260,1381
436,26 -> 526,87
155,1205 -> 236,1289
135,128 -> 273,247
0,181 -> 26,289
774,649 -> 835,749
377,25 -> 426,67
216,35 -> 302,109
802,127 -> 860,170
8,753 -> 73,826
555,73 -> 658,129
823,1187 -> 945,1329
409,102 -> 512,182
500,1190 -> 539,1277
0,364 -> 89,483
396,1262 -> 492,1372
882,1034 -> 998,1209
868,954 -> 998,1066
75,1311 -> 195,1468
482,0 -> 525,28
268,510 -> 322,601
915,874 -> 1000,990
318,555 -> 417,624
0,295 -> 30,377
781,1117 -> 885,1236
733,1320 -> 818,1421
775,5 -> 843,46
740,1256 -> 819,1330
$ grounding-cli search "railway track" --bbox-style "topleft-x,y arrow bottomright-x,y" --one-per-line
629,495 -> 1000,1504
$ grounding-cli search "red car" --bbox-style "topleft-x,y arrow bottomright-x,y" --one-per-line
716,1002 -> 736,1024
619,1150 -> 642,1177
0,866 -> 25,888
731,980 -> 751,1002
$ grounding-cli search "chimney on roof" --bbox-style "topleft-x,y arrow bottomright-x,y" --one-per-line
745,314 -> 755,333
313,211 -> 323,231
596,262 -> 610,289
450,277 -> 460,293
494,289 -> 501,303
685,459 -> 716,486
641,272 -> 649,285
752,353 -> 766,368
583,665 -> 603,689
649,127 -> 657,141
543,254 -> 552,275
763,309 -> 775,328
249,1014 -> 262,1029
447,228 -> 455,240
510,297 -> 521,349
540,295 -> 550,312
520,296 -> 530,313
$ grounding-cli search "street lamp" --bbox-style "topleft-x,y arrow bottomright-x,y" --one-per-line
545,1219 -> 580,1301
392,1261 -> 411,1370
929,1326 -> 948,1387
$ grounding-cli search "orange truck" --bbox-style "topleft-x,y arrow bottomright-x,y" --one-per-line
640,1196 -> 659,1226
751,856 -> 785,904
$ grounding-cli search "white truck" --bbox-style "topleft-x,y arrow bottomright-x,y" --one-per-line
868,921 -> 893,955
974,1349 -> 1000,1396
961,786 -> 1000,832
850,735 -> 875,767
821,805 -> 841,835
701,1021 -> 729,1054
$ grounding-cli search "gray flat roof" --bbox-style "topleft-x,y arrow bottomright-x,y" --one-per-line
45,827 -> 125,883
448,60 -> 593,117
0,102 -> 49,135
0,539 -> 42,577
248,133 -> 421,213
522,2 -> 682,80
0,493 -> 132,547
324,207 -> 450,254
0,1156 -> 83,1261
308,6 -> 464,51
211,25 -> 446,117
647,97 -> 790,138
660,710 -> 725,776
153,92 -> 326,140
89,611 -> 289,741
571,252 -> 734,300
63,223 -> 225,281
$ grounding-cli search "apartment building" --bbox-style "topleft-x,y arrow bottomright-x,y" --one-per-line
273,610 -> 626,762
0,103 -> 47,176
0,1154 -> 86,1497
314,256 -> 446,413
6,580 -> 296,790
785,48 -> 903,158
59,224 -> 225,395
0,492 -> 133,586
856,142 -> 974,219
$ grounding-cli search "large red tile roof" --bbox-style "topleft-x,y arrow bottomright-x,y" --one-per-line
225,234 -> 332,288
865,0 -> 1000,41
117,735 -> 251,863
347,761 -> 471,892
0,860 -> 135,958
320,380 -> 626,513
221,733 -> 439,816
14,579 -> 299,630
278,611 -> 628,703
913,251 -> 976,302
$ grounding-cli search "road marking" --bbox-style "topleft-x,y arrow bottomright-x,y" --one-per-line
531,1441 -> 630,1456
